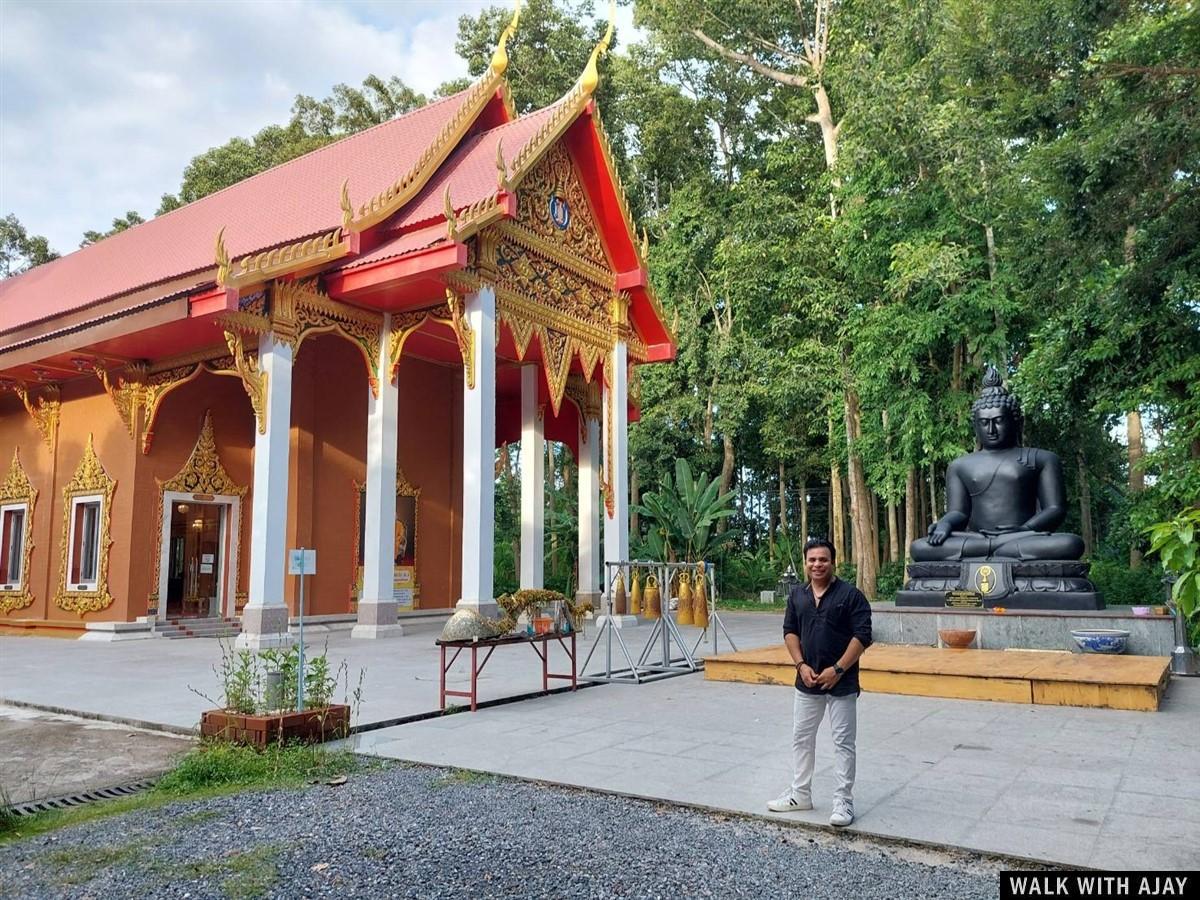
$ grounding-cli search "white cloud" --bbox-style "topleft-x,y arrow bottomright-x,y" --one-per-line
0,0 -> 490,253
0,0 -> 639,255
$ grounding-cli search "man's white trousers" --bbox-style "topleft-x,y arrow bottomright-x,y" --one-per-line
790,689 -> 857,807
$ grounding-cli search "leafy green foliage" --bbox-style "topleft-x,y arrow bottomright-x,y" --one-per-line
1147,507 -> 1200,647
634,458 -> 739,561
0,213 -> 58,277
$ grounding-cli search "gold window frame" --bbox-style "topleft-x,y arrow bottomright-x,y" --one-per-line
0,448 -> 37,615
55,435 -> 116,614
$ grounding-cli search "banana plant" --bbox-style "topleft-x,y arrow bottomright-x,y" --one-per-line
634,458 -> 739,562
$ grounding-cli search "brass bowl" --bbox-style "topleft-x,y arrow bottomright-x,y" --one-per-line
938,628 -> 977,650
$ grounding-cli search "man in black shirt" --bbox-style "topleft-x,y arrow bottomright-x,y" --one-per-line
767,538 -> 872,827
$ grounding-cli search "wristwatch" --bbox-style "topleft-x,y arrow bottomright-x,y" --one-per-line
833,664 -> 845,676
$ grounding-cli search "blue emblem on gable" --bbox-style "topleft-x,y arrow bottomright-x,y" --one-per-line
548,193 -> 570,230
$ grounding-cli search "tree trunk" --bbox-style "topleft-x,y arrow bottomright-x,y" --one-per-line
887,498 -> 900,564
800,478 -> 809,545
630,468 -> 639,537
830,464 -> 845,566
778,461 -> 789,532
919,470 -> 930,531
768,504 -> 777,560
717,433 -> 735,533
929,463 -> 939,520
905,467 -> 918,563
1077,449 -> 1094,559
844,388 -> 878,597
548,442 -> 558,579
1128,409 -> 1145,568
703,373 -> 718,446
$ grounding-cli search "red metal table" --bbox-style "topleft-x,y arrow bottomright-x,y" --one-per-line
435,631 -> 578,712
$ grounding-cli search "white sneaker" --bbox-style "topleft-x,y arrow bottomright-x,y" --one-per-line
829,802 -> 854,827
767,791 -> 813,813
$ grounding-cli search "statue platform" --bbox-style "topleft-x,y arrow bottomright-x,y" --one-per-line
870,601 -> 1175,655
896,559 -> 1104,610
704,643 -> 1171,711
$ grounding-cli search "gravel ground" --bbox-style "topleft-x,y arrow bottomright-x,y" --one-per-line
1,760 -> 1008,899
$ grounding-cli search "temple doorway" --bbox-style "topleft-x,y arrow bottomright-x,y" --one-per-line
165,500 -> 227,619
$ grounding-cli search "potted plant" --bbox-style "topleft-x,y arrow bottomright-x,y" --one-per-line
194,643 -> 359,749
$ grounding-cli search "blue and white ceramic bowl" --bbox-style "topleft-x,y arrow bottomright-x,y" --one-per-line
1070,629 -> 1130,654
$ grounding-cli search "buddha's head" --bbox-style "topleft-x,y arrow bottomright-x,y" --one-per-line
971,365 -> 1022,450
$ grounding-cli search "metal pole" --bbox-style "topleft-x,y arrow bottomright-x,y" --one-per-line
297,549 -> 306,711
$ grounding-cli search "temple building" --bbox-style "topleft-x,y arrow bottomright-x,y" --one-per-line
0,14 -> 674,646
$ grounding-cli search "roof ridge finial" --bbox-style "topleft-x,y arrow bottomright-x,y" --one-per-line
580,0 -> 616,96
489,0 -> 521,77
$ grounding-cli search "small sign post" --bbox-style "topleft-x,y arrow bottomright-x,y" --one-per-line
287,548 -> 317,711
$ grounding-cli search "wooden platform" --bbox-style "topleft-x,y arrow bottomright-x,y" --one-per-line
703,645 -> 1172,711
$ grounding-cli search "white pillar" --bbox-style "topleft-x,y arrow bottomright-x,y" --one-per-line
458,285 -> 497,617
577,414 -> 600,599
354,313 -> 404,639
238,332 -> 295,649
520,365 -> 545,589
602,339 -> 636,627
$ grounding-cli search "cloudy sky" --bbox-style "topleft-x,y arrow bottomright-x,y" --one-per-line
1,0 -> 633,258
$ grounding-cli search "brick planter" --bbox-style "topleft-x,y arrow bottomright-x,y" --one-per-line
199,705 -> 350,749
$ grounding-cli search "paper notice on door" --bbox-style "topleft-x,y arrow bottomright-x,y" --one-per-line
199,563 -> 214,574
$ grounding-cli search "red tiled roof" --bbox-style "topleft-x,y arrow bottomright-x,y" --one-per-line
338,223 -> 449,271
397,103 -> 561,229
0,87 -> 478,335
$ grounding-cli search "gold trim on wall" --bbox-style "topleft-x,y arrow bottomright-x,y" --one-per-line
54,435 -> 116,615
149,411 -> 247,612
223,331 -> 269,435
0,448 -> 38,615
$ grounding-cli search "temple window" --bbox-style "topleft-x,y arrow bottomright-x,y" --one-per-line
0,502 -> 27,591
68,495 -> 103,591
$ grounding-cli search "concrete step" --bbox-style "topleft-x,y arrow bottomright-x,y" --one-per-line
155,618 -> 242,640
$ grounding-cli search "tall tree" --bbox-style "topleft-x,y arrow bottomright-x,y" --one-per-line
0,214 -> 59,277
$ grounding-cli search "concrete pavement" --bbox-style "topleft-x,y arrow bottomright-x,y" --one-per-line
2,611 -> 1196,869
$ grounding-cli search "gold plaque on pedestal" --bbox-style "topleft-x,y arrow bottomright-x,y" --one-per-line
945,590 -> 984,609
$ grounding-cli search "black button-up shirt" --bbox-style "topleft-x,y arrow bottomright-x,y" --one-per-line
783,577 -> 873,696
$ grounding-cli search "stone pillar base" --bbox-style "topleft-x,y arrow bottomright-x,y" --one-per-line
236,605 -> 294,649
596,614 -> 640,629
351,623 -> 406,640
352,600 -> 403,639
456,598 -> 500,620
574,591 -> 602,616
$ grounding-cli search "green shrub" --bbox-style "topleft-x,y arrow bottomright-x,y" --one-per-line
875,560 -> 906,602
1087,557 -> 1165,606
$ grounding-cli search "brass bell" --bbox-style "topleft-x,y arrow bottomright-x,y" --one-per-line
644,574 -> 661,619
676,570 -> 694,626
613,570 -> 627,616
630,568 -> 643,616
693,562 -> 709,629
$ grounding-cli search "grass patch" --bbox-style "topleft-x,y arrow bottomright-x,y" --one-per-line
717,596 -> 787,612
160,844 -> 282,899
433,768 -> 497,788
46,841 -> 148,885
0,741 -> 363,845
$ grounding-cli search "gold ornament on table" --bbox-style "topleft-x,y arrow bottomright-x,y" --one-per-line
643,574 -> 661,619
676,571 -> 694,626
693,562 -> 710,629
612,570 -> 627,615
629,568 -> 643,615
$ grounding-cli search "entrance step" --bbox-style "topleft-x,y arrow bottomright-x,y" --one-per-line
155,617 -> 242,640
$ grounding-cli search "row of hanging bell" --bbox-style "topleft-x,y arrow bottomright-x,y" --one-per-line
628,569 -> 662,618
674,563 -> 710,628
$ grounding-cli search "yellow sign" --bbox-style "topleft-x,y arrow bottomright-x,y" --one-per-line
975,565 -> 996,595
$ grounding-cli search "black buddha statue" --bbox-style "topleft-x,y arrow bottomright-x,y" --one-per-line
896,366 -> 1103,610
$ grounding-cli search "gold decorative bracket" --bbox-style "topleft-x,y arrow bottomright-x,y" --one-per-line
93,363 -> 147,440
445,288 -> 476,390
224,331 -> 269,434
0,380 -> 60,452
0,448 -> 38,615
